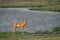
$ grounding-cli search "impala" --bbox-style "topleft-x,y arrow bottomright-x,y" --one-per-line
12,18 -> 26,34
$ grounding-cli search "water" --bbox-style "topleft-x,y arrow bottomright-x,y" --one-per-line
0,8 -> 60,33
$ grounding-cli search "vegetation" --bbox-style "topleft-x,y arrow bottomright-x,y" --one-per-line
0,32 -> 30,38
0,0 -> 60,2
34,30 -> 49,34
0,27 -> 60,40
0,35 -> 60,40
52,26 -> 60,32
0,32 -> 60,40
0,26 -> 60,38
35,26 -> 60,34
0,1 -> 60,11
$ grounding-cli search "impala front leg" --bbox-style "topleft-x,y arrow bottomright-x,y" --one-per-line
22,27 -> 24,35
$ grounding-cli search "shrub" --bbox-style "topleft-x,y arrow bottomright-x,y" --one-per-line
52,26 -> 60,32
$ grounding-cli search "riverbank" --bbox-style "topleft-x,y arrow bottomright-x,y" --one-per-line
0,2 -> 60,12
0,36 -> 60,40
0,32 -> 60,40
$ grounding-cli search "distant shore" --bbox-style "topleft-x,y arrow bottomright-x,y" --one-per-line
0,2 -> 60,12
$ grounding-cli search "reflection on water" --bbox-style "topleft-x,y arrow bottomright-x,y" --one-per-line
0,8 -> 60,33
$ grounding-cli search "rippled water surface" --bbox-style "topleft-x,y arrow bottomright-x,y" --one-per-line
0,8 -> 60,33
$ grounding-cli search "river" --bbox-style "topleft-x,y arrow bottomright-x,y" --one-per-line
0,8 -> 60,33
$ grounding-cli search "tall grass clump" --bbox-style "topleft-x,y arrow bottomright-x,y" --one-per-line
52,26 -> 60,32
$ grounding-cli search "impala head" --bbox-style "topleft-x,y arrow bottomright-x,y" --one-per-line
23,18 -> 26,20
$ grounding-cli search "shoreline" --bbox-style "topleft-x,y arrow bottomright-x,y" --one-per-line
0,2 -> 60,12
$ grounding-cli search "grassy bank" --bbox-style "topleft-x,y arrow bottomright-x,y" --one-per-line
0,2 -> 60,12
0,26 -> 60,38
0,26 -> 60,40
0,32 -> 31,38
0,32 -> 60,38
0,32 -> 60,40
0,36 -> 60,40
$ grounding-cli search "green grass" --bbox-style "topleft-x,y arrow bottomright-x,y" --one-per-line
0,31 -> 60,38
0,26 -> 60,38
0,32 -> 60,40
29,7 -> 60,12
0,30 -> 60,40
52,26 -> 60,32
0,32 -> 31,38
0,2 -> 60,11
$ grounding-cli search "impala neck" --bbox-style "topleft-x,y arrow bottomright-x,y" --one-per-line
23,18 -> 26,24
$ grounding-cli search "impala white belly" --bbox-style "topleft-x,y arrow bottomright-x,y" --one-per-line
17,25 -> 20,27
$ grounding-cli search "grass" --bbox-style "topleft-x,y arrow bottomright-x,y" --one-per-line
0,36 -> 60,40
0,2 -> 60,11
29,7 -> 60,12
0,32 -> 60,40
0,26 -> 60,40
0,32 -> 30,38
0,31 -> 60,38
52,26 -> 60,32
0,26 -> 60,38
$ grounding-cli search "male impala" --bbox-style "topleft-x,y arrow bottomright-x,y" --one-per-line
12,18 -> 26,34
